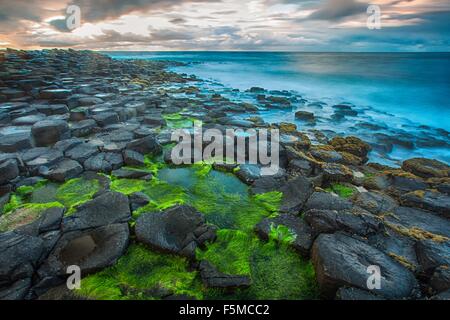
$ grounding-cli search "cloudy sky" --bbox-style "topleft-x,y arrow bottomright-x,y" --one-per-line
0,0 -> 449,51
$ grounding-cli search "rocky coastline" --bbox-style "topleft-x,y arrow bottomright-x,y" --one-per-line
0,49 -> 449,300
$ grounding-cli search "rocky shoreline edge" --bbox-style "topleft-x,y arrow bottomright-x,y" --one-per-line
0,49 -> 449,300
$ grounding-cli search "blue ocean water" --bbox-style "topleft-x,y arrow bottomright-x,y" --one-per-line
106,51 -> 450,164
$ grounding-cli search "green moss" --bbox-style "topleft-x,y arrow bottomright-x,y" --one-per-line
110,178 -> 147,195
77,245 -> 203,300
326,183 -> 355,198
55,178 -> 101,215
0,202 -> 64,232
268,224 -> 297,245
2,180 -> 51,214
163,113 -> 195,129
198,230 -> 319,300
197,229 -> 256,276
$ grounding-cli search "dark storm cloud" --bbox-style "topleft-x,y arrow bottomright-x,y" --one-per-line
71,0 -> 222,22
305,0 -> 367,21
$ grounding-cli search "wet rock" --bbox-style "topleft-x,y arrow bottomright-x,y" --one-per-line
199,261 -> 251,290
279,176 -> 313,214
0,159 -> 19,184
235,164 -> 263,184
92,112 -> 119,127
304,208 -> 381,237
415,240 -> 450,276
329,136 -> 371,161
336,287 -> 385,300
53,138 -> 83,153
129,192 -> 150,212
71,119 -> 97,137
35,104 -> 69,116
84,152 -> 123,173
136,205 -> 216,258
251,176 -> 286,194
321,163 -> 353,183
429,266 -> 450,294
255,214 -> 313,256
312,232 -> 419,299
0,231 -> 44,292
144,115 -> 166,127
367,229 -> 419,272
31,120 -> 70,147
39,89 -> 72,100
123,149 -> 145,166
0,278 -> 32,300
15,207 -> 64,236
40,159 -> 83,182
62,191 -> 131,232
304,192 -> 353,211
65,142 -> 100,163
402,158 -> 449,179
352,191 -> 398,215
400,190 -> 450,218
111,168 -> 150,179
295,111 -> 315,121
125,135 -> 162,156
385,206 -> 450,240
431,289 -> 450,300
12,114 -> 46,126
38,223 -> 129,279
0,132 -> 32,152
25,149 -> 64,175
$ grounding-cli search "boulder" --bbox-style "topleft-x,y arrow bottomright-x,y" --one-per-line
38,223 -> 129,279
415,240 -> 450,275
92,112 -> 119,127
304,192 -> 353,212
62,191 -> 131,232
430,266 -> 450,294
126,135 -> 162,156
41,159 -> 83,182
352,191 -> 398,215
71,119 -> 97,137
84,152 -> 123,173
199,261 -> 251,290
255,214 -> 313,256
129,192 -> 150,212
39,89 -> 72,100
402,158 -> 449,179
0,231 -> 44,291
123,149 -> 145,167
135,205 -> 216,258
321,163 -> 353,183
31,120 -> 70,147
329,136 -> 371,160
279,176 -> 313,214
312,232 -> 419,299
295,111 -> 315,121
0,159 -> 19,184
400,190 -> 450,218
0,132 -> 32,152
65,143 -> 99,163
304,208 -> 381,237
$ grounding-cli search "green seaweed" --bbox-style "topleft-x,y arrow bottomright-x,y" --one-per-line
326,183 -> 355,199
0,202 -> 64,232
268,224 -> 297,245
110,178 -> 147,195
56,178 -> 100,210
77,245 -> 203,300
163,113 -> 195,129
198,230 -> 318,300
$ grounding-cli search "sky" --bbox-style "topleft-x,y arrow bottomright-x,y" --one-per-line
0,0 -> 449,51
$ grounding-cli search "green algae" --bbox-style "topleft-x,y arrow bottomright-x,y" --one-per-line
110,178 -> 147,195
2,180 -> 50,214
163,113 -> 195,129
0,202 -> 64,232
197,229 -> 319,300
326,183 -> 355,199
77,244 -> 203,300
56,178 -> 100,211
268,224 -> 297,245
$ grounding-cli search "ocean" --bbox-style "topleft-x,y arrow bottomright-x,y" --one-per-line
106,51 -> 450,165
